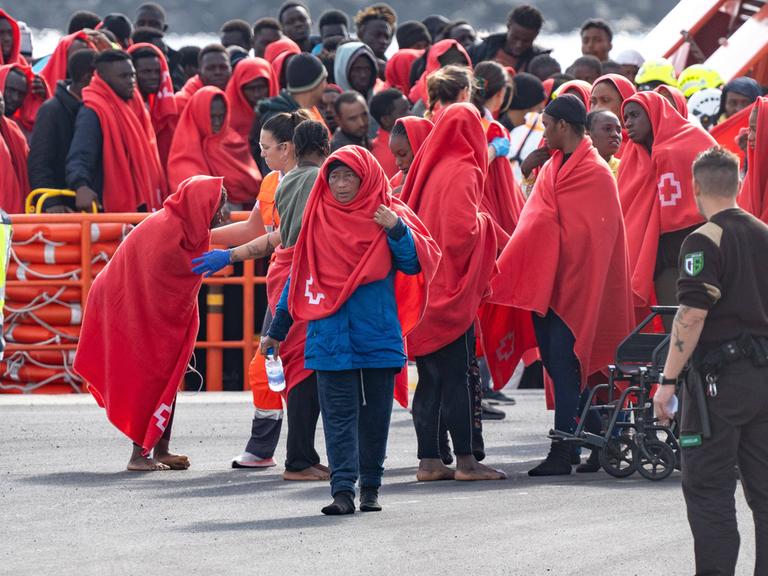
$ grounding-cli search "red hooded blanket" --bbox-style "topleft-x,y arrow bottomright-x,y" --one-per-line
385,49 -> 423,95
288,145 -> 441,407
389,116 -> 433,188
0,115 -> 28,214
482,120 -> 526,234
168,86 -> 262,204
400,103 -> 505,357
74,176 -> 223,453
618,91 -> 715,308
225,57 -> 277,141
592,73 -> 636,158
127,43 -> 178,170
0,10 -> 28,66
0,64 -> 49,134
40,31 -> 92,90
174,74 -> 204,115
710,99 -> 752,165
655,85 -> 688,119
408,40 -> 470,105
491,138 -> 634,401
82,73 -> 167,212
738,97 -> 768,222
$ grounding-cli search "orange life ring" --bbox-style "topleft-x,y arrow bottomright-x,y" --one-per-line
7,261 -> 106,281
5,324 -> 80,343
4,286 -> 81,302
0,380 -> 82,394
11,223 -> 131,244
16,350 -> 77,365
5,302 -> 82,325
12,242 -> 118,265
0,361 -> 71,383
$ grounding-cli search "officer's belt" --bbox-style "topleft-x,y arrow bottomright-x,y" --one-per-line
697,334 -> 768,376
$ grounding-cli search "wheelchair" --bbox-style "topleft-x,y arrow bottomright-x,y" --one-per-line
549,306 -> 680,481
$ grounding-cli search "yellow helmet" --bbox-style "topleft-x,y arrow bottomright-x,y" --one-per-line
635,58 -> 677,88
677,65 -> 724,98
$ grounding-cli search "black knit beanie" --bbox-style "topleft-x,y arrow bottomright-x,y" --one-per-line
287,53 -> 328,93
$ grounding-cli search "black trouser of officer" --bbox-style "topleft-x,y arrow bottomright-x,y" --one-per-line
682,359 -> 768,576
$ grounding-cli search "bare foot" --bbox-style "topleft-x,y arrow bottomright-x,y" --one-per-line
127,454 -> 171,472
313,463 -> 330,474
153,452 -> 191,470
416,458 -> 456,481
283,467 -> 329,481
455,459 -> 507,481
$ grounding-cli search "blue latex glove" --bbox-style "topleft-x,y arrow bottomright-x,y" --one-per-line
490,136 -> 510,158
191,249 -> 231,277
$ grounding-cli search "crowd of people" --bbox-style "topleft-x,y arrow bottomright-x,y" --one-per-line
2,1 -> 767,543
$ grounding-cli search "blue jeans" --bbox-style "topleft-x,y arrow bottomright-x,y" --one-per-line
316,368 -> 396,496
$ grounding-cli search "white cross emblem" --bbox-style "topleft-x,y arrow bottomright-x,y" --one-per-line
496,332 -> 516,362
153,403 -> 172,432
304,276 -> 326,305
658,172 -> 683,207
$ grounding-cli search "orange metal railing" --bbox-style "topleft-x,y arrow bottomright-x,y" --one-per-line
5,212 -> 264,392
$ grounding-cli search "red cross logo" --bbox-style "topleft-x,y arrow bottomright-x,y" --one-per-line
496,332 -> 516,362
658,172 -> 683,207
153,403 -> 172,432
304,275 -> 326,306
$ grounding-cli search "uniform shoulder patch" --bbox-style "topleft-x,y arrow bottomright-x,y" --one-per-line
684,251 -> 704,276
692,221 -> 723,248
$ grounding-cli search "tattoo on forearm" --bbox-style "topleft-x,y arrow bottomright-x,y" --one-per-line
671,305 -> 704,353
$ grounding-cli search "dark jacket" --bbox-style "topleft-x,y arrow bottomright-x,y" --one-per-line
469,32 -> 552,72
330,129 -> 370,152
166,46 -> 186,92
27,81 -> 82,207
270,219 -> 421,371
65,106 -> 104,201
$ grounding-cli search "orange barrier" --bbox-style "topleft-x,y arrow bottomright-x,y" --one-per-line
3,212 -> 263,394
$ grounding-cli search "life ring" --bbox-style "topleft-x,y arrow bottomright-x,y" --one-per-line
11,223 -> 131,244
12,242 -> 118,265
0,380 -> 82,394
4,285 -> 81,303
5,324 -> 80,343
14,350 -> 77,365
6,302 -> 82,326
7,261 -> 106,281
0,361 -> 71,383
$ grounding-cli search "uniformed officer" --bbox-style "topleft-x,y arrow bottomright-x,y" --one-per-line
654,146 -> 768,576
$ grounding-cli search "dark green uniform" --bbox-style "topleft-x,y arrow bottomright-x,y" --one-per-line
677,208 -> 768,576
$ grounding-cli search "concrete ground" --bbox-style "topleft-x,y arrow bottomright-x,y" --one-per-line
0,391 -> 757,576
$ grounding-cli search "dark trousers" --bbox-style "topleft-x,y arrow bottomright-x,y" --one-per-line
285,373 -> 321,471
413,326 -> 482,459
316,368 -> 395,495
245,412 -> 282,459
532,309 -> 587,435
682,360 -> 768,576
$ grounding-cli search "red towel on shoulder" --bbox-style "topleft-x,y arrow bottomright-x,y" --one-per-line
74,176 -> 222,453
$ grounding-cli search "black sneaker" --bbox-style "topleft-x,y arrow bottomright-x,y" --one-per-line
359,487 -> 382,512
528,442 -> 573,476
481,400 -> 506,420
483,389 -> 517,405
321,491 -> 355,515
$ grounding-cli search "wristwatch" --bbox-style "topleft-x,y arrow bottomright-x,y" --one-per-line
659,373 -> 678,385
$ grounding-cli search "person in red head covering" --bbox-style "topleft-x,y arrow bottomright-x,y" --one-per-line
0,64 -> 49,135
555,80 -> 592,109
400,102 -> 508,482
369,88 -> 411,179
257,145 -> 440,515
128,43 -> 178,170
590,73 -> 636,158
738,97 -> 768,222
175,44 -> 232,114
66,50 -> 168,213
388,115 -> 432,191
409,39 -> 471,111
0,10 -> 28,66
40,30 -> 97,90
74,175 -> 227,471
225,57 -> 277,141
0,87 -> 28,213
168,86 -> 262,208
264,37 -> 301,90
384,48 -> 423,95
655,84 -> 688,119
491,94 -> 634,475
619,91 -> 716,321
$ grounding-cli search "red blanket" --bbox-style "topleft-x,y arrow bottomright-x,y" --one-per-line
400,103 -> 505,357
74,175 -> 222,453
390,116 -> 434,187
711,101 -> 752,166
655,85 -> 688,119
371,128 -> 398,178
40,31 -> 92,91
491,138 -> 634,400
264,38 -> 301,64
168,86 -> 262,204
738,97 -> 768,222
0,116 -> 28,213
556,80 -> 592,110
225,57 -> 277,140
0,64 -> 48,133
174,74 -> 204,115
83,73 -> 167,212
288,146 -> 441,406
266,246 -> 312,395
482,120 -> 525,234
408,40 -> 470,105
384,49 -> 423,95
0,10 -> 28,66
592,74 -> 636,159
618,91 -> 714,308
127,43 -> 178,170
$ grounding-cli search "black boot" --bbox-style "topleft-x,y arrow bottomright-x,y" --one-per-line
321,491 -> 355,516
576,448 -> 601,473
528,442 -> 573,477
359,487 -> 382,512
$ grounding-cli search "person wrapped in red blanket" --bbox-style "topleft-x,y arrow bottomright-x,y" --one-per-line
74,175 -> 226,471
0,91 -> 29,214
738,97 -> 768,222
261,145 -> 441,515
388,115 -> 433,192
491,94 -> 634,476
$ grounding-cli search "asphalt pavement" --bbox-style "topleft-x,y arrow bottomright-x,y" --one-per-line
0,391 -> 757,575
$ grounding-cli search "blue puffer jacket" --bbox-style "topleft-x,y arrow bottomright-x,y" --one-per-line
269,218 -> 420,371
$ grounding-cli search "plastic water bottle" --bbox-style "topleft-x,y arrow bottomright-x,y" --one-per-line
265,348 -> 286,393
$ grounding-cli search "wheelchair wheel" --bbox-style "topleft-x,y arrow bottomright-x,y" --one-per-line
636,438 -> 676,481
599,436 -> 636,478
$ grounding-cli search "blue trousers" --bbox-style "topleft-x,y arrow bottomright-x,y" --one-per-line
316,368 -> 396,496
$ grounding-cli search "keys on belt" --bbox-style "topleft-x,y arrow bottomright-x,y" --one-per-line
706,373 -> 718,397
